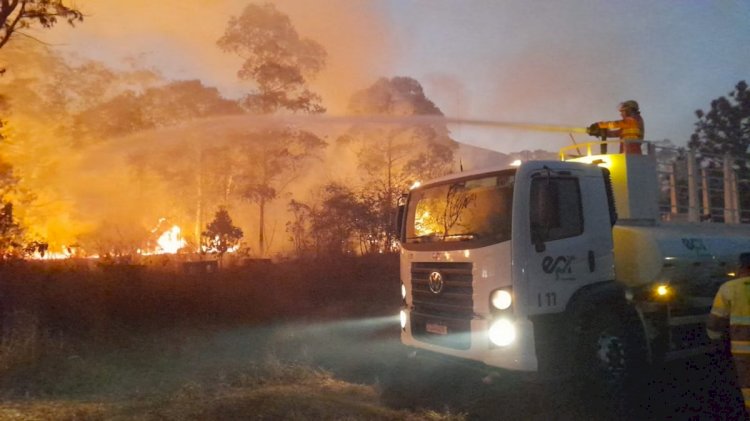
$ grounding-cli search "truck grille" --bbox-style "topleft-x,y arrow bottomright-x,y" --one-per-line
410,262 -> 473,350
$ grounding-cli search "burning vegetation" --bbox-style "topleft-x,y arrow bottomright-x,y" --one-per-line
0,3 -> 465,262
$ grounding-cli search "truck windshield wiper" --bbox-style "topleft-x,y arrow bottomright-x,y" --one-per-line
408,233 -> 478,242
443,233 -> 478,241
408,233 -> 442,242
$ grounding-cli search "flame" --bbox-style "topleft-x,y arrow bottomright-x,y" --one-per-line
201,235 -> 241,254
156,225 -> 186,254
27,244 -> 79,260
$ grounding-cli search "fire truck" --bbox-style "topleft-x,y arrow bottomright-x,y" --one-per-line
396,140 -> 750,386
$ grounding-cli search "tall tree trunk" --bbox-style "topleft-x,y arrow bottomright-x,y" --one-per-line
195,149 -> 204,251
259,198 -> 265,257
386,138 -> 394,251
224,174 -> 233,207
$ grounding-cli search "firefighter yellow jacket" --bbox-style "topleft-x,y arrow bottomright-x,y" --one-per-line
596,115 -> 644,154
708,276 -> 750,410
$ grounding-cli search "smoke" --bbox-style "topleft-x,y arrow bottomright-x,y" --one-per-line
421,74 -> 468,119
271,0 -> 395,114
50,0 -> 394,114
49,0 -> 245,93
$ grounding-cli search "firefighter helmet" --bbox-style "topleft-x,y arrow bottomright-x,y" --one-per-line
619,100 -> 639,113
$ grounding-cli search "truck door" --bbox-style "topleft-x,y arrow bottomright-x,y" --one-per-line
522,170 -> 615,316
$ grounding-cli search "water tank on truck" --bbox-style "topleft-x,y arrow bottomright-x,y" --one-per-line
562,148 -> 750,291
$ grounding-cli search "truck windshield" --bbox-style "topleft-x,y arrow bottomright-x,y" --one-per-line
404,170 -> 514,248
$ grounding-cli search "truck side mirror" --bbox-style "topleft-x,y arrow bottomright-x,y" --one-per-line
395,193 -> 408,241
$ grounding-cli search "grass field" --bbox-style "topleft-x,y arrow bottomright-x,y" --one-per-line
0,331 -> 462,420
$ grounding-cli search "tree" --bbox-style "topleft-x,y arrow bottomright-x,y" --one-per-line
217,3 -> 326,114
689,80 -> 750,158
234,127 -> 326,256
0,163 -> 23,259
0,0 -> 83,53
689,80 -> 750,218
337,76 -> 458,251
286,199 -> 312,258
202,207 -> 243,257
309,183 -> 378,256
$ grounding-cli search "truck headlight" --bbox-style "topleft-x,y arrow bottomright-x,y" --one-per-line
490,289 -> 512,311
489,318 -> 516,347
400,309 -> 407,330
655,283 -> 670,297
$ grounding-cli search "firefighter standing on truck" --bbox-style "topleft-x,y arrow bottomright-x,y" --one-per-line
707,252 -> 750,417
586,100 -> 644,154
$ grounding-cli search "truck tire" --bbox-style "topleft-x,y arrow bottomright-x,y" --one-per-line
575,310 -> 647,395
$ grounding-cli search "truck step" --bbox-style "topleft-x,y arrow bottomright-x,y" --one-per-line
668,314 -> 708,326
664,343 -> 720,362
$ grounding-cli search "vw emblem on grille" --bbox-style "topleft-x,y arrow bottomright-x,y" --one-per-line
428,271 -> 444,294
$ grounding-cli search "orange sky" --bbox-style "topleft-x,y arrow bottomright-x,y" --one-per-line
48,0 -> 393,114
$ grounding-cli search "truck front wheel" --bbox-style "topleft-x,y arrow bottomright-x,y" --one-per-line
576,311 -> 647,394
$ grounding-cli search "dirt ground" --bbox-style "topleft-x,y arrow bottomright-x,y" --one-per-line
274,316 -> 747,420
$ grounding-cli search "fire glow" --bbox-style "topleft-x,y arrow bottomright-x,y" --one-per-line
30,245 -> 76,260
155,225 -> 186,254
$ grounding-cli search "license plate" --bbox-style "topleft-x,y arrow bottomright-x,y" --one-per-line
425,322 -> 448,335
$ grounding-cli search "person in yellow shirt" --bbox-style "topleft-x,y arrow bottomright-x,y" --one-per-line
708,253 -> 750,416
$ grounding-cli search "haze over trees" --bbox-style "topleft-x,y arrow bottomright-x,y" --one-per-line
334,77 -> 458,251
0,0 -> 83,257
76,80 -> 245,247
215,3 -> 329,256
234,127 -> 326,256
74,80 -> 242,139
0,40 -> 163,256
217,2 -> 326,114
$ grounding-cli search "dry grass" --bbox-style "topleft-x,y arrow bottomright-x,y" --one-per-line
0,360 -> 464,420
113,363 -> 463,421
0,310 -> 65,374
0,401 -> 108,421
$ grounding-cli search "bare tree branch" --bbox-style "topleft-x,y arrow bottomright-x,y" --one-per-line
0,0 -> 83,50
